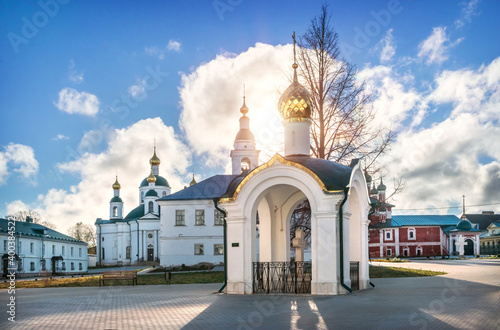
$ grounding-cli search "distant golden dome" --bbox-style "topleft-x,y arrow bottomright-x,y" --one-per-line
147,169 -> 156,183
150,146 -> 161,166
240,97 -> 249,115
189,174 -> 197,186
112,176 -> 121,190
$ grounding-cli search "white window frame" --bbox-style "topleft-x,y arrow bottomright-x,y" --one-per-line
408,227 -> 416,240
30,242 -> 34,254
194,243 -> 204,255
214,244 -> 223,255
214,209 -> 224,226
175,210 -> 185,226
385,230 -> 392,241
195,210 -> 205,226
386,249 -> 392,256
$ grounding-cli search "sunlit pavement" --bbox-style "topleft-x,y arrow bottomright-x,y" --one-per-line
1,259 -> 498,329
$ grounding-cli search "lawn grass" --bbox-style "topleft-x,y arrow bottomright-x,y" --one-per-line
0,271 -> 224,289
369,265 -> 446,278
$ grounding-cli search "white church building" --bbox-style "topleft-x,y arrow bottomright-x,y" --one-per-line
95,35 -> 372,295
95,147 -> 170,266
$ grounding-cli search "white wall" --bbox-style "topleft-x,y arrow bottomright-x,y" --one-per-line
159,199 -> 224,267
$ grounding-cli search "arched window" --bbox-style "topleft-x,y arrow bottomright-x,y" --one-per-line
113,206 -> 118,217
241,157 -> 251,172
148,201 -> 154,213
408,227 -> 416,240
162,191 -> 167,197
141,191 -> 144,203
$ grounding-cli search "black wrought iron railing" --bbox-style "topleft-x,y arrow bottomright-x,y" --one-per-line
480,246 -> 500,255
252,262 -> 311,294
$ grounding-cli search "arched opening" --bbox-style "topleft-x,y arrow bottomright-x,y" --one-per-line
113,206 -> 118,217
464,239 -> 474,255
241,157 -> 251,172
148,201 -> 154,213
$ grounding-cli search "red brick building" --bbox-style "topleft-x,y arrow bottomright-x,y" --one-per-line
365,173 -> 480,258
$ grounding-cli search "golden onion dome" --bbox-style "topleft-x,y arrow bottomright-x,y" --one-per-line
189,174 -> 197,186
278,79 -> 313,120
240,96 -> 249,115
149,146 -> 161,166
278,32 -> 313,121
112,176 -> 121,190
147,169 -> 156,183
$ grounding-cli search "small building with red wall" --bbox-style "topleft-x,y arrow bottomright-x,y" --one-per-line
365,173 -> 480,258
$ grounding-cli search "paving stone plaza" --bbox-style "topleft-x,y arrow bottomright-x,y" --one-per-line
1,259 -> 499,329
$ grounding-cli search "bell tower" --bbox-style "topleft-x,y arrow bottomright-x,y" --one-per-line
109,176 -> 123,219
230,89 -> 260,175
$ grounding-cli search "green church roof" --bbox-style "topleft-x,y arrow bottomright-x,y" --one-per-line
145,190 -> 158,197
124,204 -> 145,220
140,175 -> 170,188
110,196 -> 123,203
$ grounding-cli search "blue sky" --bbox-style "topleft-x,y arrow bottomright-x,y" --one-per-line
1,0 -> 499,232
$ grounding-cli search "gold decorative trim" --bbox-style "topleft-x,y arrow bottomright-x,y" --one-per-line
221,153 -> 343,202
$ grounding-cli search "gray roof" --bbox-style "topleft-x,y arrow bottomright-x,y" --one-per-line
463,213 -> 500,230
222,155 -> 354,199
0,218 -> 86,244
159,175 -> 239,201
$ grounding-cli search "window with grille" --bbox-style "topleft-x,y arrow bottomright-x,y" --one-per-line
214,244 -> 223,255
194,244 -> 204,255
30,262 -> 35,271
175,210 -> 185,226
214,209 -> 224,226
195,210 -> 205,226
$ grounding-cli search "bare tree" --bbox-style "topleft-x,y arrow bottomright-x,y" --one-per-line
290,5 -> 403,246
297,4 -> 394,167
67,222 -> 96,248
7,210 -> 57,230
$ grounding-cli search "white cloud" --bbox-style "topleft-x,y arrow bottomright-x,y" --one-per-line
428,57 -> 500,119
6,200 -> 29,216
0,143 -> 39,185
52,134 -> 69,141
382,57 -> 500,214
0,153 -> 8,185
359,65 -> 423,130
167,40 -> 181,52
145,40 -> 182,59
417,27 -> 463,65
55,88 -> 100,116
128,78 -> 148,100
68,59 -> 84,83
32,118 -> 191,232
373,29 -> 396,62
455,0 -> 481,29
179,42 -> 292,168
